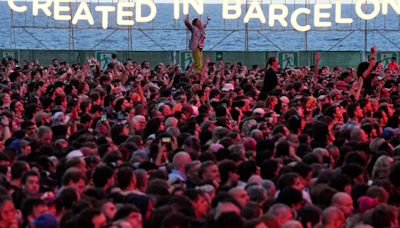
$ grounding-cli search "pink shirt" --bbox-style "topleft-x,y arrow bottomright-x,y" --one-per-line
184,18 -> 209,51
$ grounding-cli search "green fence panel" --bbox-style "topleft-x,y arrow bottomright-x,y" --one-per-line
0,50 -> 20,60
316,51 -> 362,68
203,52 -> 267,66
4,49 -> 400,69
298,51 -> 313,67
123,52 -> 174,66
178,51 -> 270,70
24,50 -> 84,65
377,52 -> 397,69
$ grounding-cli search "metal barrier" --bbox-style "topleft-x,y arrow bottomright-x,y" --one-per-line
1,49 -> 398,69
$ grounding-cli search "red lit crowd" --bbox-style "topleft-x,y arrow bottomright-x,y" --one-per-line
0,46 -> 400,228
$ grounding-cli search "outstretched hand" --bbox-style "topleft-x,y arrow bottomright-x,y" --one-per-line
315,52 -> 320,63
371,45 -> 377,54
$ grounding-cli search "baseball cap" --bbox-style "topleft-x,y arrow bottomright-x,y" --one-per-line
221,83 -> 234,92
253,108 -> 265,116
32,213 -> 58,228
52,112 -> 70,126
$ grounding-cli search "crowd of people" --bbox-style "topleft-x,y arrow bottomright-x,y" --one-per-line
0,45 -> 400,228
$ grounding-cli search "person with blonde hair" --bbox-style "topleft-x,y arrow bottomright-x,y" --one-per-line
372,155 -> 394,180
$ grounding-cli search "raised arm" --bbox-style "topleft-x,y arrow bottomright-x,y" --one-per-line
200,56 -> 210,83
1,117 -> 11,143
314,52 -> 320,83
185,62 -> 195,77
214,61 -> 224,90
354,77 -> 364,101
184,14 -> 193,31
361,46 -> 377,79
202,16 -> 211,29
165,73 -> 176,90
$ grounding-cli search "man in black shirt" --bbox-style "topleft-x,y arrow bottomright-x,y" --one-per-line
263,57 -> 280,95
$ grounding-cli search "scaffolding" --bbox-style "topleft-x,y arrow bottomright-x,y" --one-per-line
8,0 -> 400,52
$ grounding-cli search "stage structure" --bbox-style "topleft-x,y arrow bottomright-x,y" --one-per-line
8,0 -> 400,55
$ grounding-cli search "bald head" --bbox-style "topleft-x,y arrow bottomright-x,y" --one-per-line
215,202 -> 240,219
353,225 -> 374,228
282,220 -> 303,228
322,206 -> 345,227
228,187 -> 249,207
172,152 -> 192,171
250,129 -> 263,141
267,203 -> 293,226
332,192 -> 352,205
332,192 -> 354,218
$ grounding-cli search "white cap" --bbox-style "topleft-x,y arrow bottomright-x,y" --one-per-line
52,112 -> 70,126
253,108 -> 265,116
66,150 -> 84,160
221,83 -> 234,92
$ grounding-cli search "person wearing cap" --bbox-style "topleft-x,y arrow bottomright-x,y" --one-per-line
253,108 -> 265,118
221,83 -> 235,93
32,213 -> 58,228
20,140 -> 31,155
